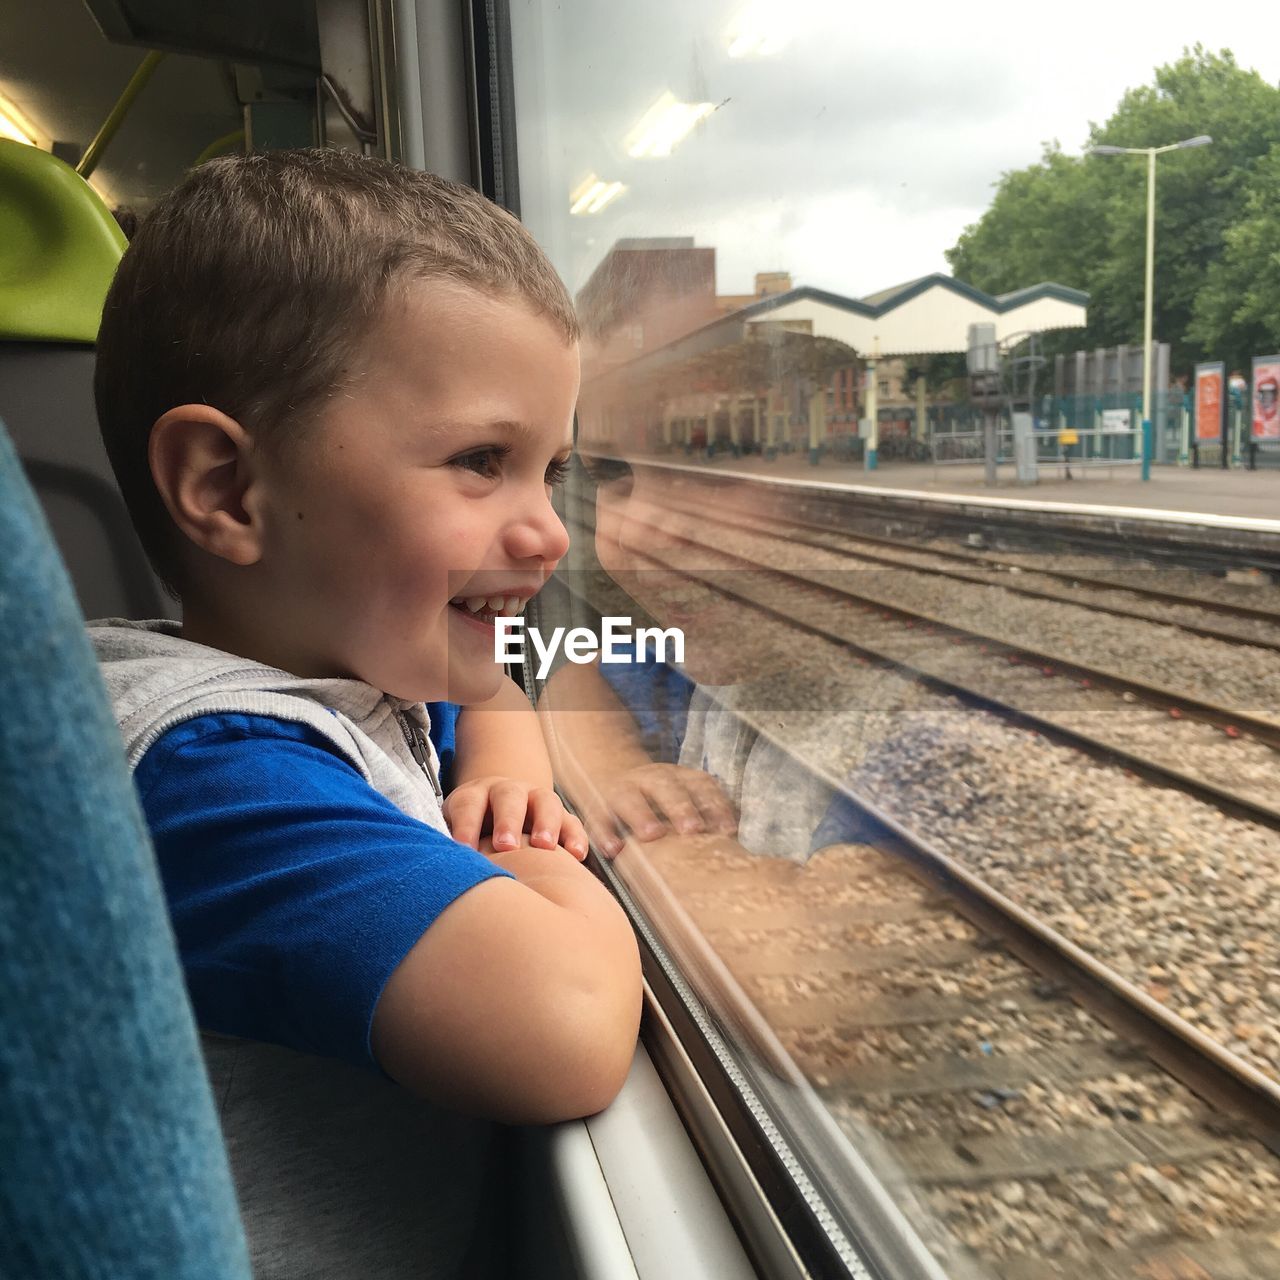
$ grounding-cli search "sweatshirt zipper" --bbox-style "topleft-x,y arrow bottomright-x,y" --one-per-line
398,711 -> 443,804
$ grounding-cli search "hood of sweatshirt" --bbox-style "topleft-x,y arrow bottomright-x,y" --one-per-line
87,618 -> 446,829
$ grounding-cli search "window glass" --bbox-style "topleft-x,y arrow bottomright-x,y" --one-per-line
512,4 -> 1280,1275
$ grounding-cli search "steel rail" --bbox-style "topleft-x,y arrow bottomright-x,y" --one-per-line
732,704 -> 1280,1150
579,504 -> 1280,750
607,456 -> 1280,618
659,492 -> 1280,653
564,511 -> 1280,834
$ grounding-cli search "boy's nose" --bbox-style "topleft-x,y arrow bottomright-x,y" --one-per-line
506,493 -> 570,564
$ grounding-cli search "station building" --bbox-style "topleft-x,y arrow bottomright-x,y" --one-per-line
575,237 -> 1088,456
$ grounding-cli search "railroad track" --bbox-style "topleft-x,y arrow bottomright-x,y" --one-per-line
652,489 -> 1280,654
565,510 -> 1280,833
627,819 -> 1280,1280
570,646 -> 1280,1278
558,488 -> 1280,1275
561,513 -> 1280,1061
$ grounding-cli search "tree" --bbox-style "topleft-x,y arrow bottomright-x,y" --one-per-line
1188,143 -> 1280,368
946,47 -> 1280,374
947,144 -> 1099,299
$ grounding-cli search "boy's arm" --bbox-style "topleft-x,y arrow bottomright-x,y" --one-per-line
452,675 -> 553,790
371,840 -> 642,1124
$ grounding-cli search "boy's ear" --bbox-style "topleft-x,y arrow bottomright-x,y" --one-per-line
148,405 -> 265,567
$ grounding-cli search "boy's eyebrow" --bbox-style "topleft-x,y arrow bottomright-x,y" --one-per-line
442,418 -> 574,450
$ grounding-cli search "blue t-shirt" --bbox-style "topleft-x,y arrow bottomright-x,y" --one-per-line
596,643 -> 695,764
134,702 -> 509,1071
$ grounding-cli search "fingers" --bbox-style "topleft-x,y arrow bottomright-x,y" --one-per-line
446,779 -> 590,862
558,812 -> 590,862
681,771 -> 738,835
630,765 -> 737,837
637,771 -> 706,836
606,781 -> 668,843
442,784 -> 488,851
447,767 -> 734,865
586,765 -> 739,855
581,803 -> 626,858
487,780 -> 532,852
525,792 -> 587,861
525,788 -> 566,851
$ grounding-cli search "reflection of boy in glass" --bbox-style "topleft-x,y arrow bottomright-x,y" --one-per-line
541,452 -> 872,860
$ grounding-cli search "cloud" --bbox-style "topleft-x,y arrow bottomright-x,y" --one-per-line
513,0 -> 1280,301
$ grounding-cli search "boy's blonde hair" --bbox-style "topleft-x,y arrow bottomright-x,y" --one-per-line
95,148 -> 579,595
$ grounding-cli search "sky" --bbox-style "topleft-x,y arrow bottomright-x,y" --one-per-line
510,0 -> 1280,301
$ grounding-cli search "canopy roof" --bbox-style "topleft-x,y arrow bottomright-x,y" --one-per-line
741,275 -> 1088,357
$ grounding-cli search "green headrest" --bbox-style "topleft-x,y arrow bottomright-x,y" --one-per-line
0,139 -> 126,345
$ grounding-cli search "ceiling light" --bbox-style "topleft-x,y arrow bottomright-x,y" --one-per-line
570,174 -> 626,216
0,94 -> 38,145
624,92 -> 715,159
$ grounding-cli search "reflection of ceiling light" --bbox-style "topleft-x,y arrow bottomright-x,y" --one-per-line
570,174 -> 626,216
726,2 -> 792,58
0,95 -> 37,145
624,92 -> 715,158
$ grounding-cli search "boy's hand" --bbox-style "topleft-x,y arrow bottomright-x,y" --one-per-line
444,776 -> 589,861
583,762 -> 737,857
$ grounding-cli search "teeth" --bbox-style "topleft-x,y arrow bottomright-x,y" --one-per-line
451,594 -> 529,615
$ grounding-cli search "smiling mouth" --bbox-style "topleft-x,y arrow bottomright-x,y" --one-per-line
448,593 -> 530,626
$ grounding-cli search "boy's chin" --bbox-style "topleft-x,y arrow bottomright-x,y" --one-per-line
445,661 -> 508,705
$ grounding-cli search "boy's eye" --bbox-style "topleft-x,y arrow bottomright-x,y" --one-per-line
452,446 -> 509,478
545,457 -> 572,487
580,454 -> 633,488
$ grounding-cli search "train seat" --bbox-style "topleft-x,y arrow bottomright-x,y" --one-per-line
0,415 -> 252,1276
0,138 -> 171,620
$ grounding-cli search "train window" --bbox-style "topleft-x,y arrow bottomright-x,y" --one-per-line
513,3 -> 1280,1277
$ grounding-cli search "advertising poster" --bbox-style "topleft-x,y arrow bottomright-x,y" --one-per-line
1194,361 -> 1224,442
1252,355 -> 1280,441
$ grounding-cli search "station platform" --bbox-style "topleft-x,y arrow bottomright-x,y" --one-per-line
639,452 -> 1280,556
661,455 -> 1280,524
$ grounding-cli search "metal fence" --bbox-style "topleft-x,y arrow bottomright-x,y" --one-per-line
929,424 -> 1141,472
1035,426 -> 1141,472
930,429 -> 1009,466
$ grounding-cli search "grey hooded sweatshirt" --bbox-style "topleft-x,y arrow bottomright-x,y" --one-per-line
88,618 -> 506,1279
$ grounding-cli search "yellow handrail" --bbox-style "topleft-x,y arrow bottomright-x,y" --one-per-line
76,50 -> 164,180
193,129 -> 245,168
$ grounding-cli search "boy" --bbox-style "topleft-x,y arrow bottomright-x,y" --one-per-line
87,149 -> 641,1278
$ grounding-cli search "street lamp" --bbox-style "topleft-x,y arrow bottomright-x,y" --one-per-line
1089,135 -> 1212,480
